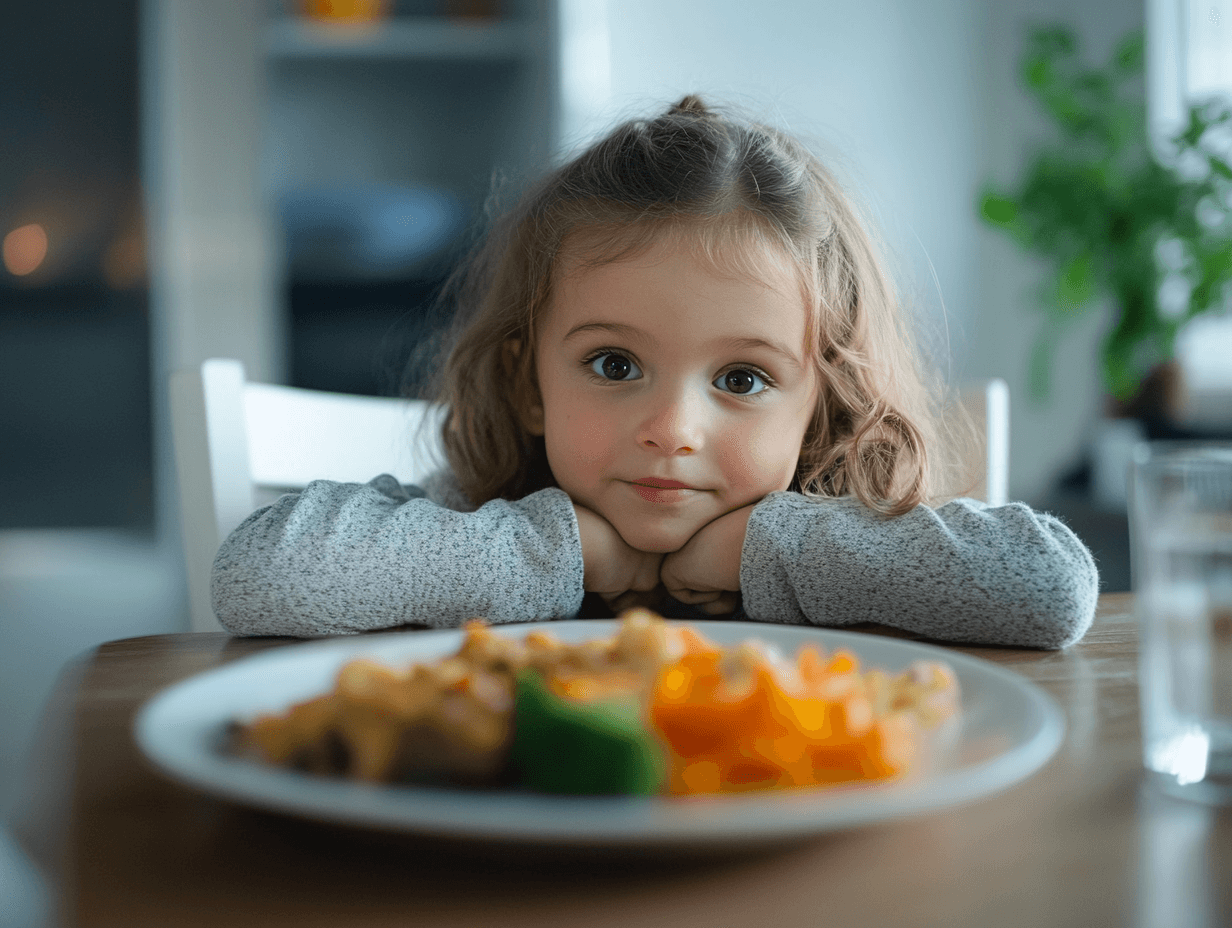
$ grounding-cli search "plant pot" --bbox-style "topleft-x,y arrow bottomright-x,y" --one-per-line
1103,360 -> 1188,438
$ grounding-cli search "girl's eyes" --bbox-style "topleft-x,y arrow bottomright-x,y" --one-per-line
584,352 -> 771,396
713,368 -> 768,396
588,352 -> 643,381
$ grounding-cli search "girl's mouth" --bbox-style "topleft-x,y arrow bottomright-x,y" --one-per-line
632,478 -> 694,489
628,478 -> 699,503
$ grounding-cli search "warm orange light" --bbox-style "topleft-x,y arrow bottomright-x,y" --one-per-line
3,223 -> 48,276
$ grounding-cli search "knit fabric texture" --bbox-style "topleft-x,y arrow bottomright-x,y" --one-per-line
211,470 -> 1098,647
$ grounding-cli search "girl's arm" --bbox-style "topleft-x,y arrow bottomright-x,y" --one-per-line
210,474 -> 584,636
738,492 -> 1099,649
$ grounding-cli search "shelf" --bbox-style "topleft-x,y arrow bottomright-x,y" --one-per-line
267,16 -> 539,61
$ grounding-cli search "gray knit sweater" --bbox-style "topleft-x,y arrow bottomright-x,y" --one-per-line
211,470 -> 1099,648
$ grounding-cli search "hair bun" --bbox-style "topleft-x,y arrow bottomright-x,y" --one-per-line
669,94 -> 710,117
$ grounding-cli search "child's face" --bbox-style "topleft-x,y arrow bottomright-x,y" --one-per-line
531,233 -> 820,554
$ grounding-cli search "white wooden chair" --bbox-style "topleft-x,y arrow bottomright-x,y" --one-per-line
170,358 -> 446,632
957,378 -> 1010,508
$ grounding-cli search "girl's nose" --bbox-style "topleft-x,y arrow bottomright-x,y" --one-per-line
636,387 -> 706,455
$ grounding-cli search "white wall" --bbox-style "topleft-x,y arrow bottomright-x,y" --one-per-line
592,0 -> 1141,502
598,0 -> 983,387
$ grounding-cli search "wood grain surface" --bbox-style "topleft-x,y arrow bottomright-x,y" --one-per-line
10,594 -> 1232,927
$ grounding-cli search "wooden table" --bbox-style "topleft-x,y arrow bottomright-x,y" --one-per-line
11,593 -> 1232,927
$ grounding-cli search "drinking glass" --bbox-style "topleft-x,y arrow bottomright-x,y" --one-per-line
1130,442 -> 1232,804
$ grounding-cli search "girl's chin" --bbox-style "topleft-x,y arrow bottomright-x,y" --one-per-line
611,521 -> 700,555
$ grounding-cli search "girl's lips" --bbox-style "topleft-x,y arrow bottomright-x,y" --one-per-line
631,484 -> 692,503
627,478 -> 700,504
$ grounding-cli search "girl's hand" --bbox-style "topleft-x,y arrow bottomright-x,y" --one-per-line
573,504 -> 664,605
660,503 -> 756,615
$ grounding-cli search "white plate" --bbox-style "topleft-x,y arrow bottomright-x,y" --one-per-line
135,621 -> 1064,848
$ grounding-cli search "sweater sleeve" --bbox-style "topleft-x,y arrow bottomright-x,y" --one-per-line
210,474 -> 585,637
738,493 -> 1099,649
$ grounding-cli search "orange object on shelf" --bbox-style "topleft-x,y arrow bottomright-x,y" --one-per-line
299,0 -> 390,22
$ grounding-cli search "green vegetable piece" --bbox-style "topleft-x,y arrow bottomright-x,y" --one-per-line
511,669 -> 665,795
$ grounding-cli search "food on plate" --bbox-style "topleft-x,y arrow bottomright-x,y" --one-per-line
231,610 -> 960,795
649,631 -> 958,793
511,668 -> 666,795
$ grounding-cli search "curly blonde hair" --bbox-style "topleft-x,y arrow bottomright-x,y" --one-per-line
424,95 -> 970,516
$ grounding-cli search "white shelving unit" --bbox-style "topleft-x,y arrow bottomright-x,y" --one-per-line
257,3 -> 562,394
263,4 -> 560,241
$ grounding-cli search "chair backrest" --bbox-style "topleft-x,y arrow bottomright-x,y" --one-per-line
956,378 -> 1010,508
170,358 -> 445,632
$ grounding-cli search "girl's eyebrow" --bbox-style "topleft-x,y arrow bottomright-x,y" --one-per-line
715,336 -> 805,371
562,321 -> 646,344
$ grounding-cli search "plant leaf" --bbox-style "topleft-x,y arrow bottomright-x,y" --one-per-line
1024,58 -> 1052,91
1022,25 -> 1076,92
1111,31 -> 1144,73
1101,330 -> 1138,400
980,191 -> 1019,228
1058,252 -> 1096,307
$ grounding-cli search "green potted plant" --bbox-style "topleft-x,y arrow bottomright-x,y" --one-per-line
979,24 -> 1232,429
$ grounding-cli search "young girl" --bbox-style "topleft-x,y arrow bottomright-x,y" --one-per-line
212,96 -> 1098,648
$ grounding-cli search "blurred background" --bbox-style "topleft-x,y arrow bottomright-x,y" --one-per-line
2,0 -> 1231,824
